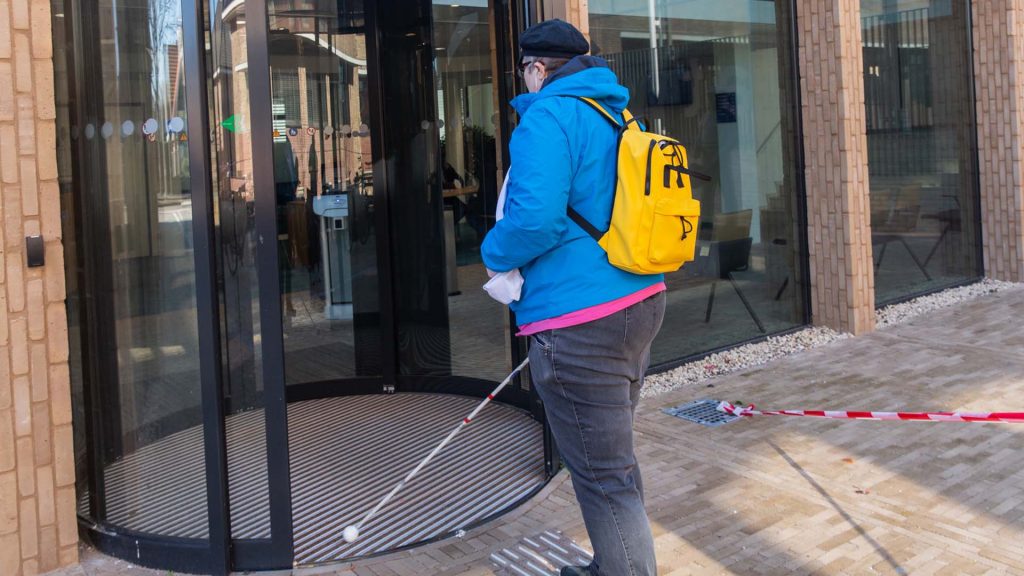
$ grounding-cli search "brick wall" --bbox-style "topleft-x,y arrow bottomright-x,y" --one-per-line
0,0 -> 78,573
795,0 -> 876,334
973,0 -> 1024,282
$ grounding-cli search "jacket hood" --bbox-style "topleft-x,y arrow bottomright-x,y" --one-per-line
511,55 -> 629,115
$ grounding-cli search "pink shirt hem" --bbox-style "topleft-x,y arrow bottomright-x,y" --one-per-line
516,282 -> 667,337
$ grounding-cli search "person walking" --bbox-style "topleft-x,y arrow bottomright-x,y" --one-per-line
480,19 -> 665,576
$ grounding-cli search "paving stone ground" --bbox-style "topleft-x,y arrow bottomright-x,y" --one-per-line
49,285 -> 1024,575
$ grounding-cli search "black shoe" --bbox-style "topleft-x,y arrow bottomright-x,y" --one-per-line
560,567 -> 593,576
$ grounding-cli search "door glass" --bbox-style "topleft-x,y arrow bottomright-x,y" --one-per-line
58,0 -> 208,535
266,0 -> 381,385
205,0 -> 273,538
432,0 -> 511,382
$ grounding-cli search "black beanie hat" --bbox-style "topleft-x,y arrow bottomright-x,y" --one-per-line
519,19 -> 589,59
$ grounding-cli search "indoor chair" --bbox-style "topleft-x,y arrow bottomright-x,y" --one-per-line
701,209 -> 765,333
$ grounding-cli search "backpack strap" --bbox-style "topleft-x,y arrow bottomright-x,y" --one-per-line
577,97 -> 642,131
564,97 -> 624,242
577,97 -> 621,127
622,108 -> 637,128
567,206 -> 603,242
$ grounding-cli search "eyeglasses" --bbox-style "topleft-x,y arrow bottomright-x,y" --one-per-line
517,59 -> 536,77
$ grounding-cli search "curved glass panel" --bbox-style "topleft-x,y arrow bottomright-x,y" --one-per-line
55,0 -> 208,536
862,0 -> 981,304
588,0 -> 806,365
432,0 -> 513,382
265,0 -> 383,385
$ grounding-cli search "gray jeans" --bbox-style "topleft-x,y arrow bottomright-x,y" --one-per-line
528,291 -> 666,576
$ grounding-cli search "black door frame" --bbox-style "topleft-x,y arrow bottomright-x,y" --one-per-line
182,0 -> 233,571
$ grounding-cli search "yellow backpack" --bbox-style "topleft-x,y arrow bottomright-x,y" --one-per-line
567,97 -> 708,275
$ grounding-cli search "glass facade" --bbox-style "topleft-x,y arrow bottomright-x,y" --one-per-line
587,0 -> 807,365
862,0 -> 981,304
47,0 -> 822,571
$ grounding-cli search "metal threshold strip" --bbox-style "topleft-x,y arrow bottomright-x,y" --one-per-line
86,393 -> 547,566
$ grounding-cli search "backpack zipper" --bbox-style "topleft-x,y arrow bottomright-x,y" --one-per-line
644,139 -> 656,195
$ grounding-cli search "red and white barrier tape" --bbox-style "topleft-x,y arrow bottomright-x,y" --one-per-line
716,402 -> 1024,423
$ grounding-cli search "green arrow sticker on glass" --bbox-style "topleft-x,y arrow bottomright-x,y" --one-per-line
221,115 -> 237,132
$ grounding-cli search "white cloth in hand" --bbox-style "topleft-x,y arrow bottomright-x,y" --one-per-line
482,172 -> 524,304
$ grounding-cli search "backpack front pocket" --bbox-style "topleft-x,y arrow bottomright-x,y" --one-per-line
647,197 -> 701,268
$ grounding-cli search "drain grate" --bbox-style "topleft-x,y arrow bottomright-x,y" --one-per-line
491,530 -> 593,575
662,399 -> 741,427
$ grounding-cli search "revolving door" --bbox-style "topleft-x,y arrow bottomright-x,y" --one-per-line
57,0 -> 552,572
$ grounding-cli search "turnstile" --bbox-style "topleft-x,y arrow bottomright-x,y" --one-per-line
313,193 -> 353,318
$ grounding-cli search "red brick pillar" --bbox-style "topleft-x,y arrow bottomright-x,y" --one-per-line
796,0 -> 877,334
973,0 -> 1024,282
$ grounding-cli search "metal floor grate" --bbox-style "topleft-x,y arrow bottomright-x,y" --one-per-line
490,530 -> 594,575
80,393 -> 547,565
662,399 -> 741,427
289,394 -> 546,564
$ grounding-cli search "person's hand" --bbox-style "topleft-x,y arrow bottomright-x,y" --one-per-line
486,268 -> 497,278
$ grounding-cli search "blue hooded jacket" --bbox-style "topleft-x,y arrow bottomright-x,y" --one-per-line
480,57 -> 664,325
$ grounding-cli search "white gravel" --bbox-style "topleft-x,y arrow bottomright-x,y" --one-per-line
642,278 -> 1023,399
874,278 -> 1021,328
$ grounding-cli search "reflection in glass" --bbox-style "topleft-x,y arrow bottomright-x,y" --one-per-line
266,0 -> 382,385
432,0 -> 511,382
861,0 -> 981,304
55,0 -> 207,535
206,0 -> 273,538
588,0 -> 805,365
